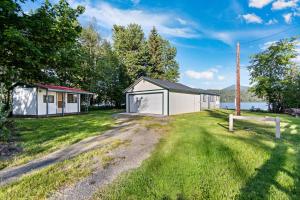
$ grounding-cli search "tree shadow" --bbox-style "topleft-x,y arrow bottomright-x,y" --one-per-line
237,143 -> 288,200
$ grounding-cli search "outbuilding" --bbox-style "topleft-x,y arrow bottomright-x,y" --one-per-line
125,77 -> 220,115
12,83 -> 93,117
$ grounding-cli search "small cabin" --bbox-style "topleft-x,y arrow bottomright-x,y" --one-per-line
12,83 -> 93,117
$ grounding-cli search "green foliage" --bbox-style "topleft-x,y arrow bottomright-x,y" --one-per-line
147,27 -> 179,82
78,25 -> 129,107
113,24 -> 149,82
0,1 -> 180,109
0,103 -> 13,142
0,0 -> 84,106
113,25 -> 179,83
248,38 -> 300,112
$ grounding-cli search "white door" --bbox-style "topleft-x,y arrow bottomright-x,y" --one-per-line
129,93 -> 163,115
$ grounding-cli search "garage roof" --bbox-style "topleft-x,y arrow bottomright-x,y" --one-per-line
126,77 -> 219,96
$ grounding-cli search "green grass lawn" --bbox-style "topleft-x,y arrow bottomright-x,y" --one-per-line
0,139 -> 125,200
0,110 -> 119,169
95,110 -> 300,200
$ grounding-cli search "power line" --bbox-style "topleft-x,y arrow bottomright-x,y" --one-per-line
240,25 -> 299,45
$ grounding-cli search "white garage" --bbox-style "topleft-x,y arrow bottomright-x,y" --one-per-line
125,77 -> 220,116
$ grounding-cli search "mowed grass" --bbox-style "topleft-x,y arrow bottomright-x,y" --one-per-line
1,110 -> 119,169
95,110 -> 300,199
0,139 -> 125,200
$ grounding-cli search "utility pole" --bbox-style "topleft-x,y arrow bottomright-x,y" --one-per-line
236,42 -> 241,116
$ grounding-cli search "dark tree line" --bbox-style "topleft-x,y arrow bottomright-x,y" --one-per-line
0,0 -> 179,108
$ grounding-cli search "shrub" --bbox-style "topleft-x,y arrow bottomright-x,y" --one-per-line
0,103 -> 14,142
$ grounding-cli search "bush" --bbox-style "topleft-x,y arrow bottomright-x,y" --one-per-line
0,103 -> 14,142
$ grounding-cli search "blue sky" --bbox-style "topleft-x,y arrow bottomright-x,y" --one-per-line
23,0 -> 300,89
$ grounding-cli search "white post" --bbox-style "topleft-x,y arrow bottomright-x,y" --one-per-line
229,114 -> 233,132
275,117 -> 280,139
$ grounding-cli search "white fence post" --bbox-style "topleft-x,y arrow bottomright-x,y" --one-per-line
275,117 -> 280,139
229,114 -> 233,132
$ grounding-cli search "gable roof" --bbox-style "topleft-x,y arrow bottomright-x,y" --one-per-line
36,84 -> 93,94
11,83 -> 92,94
125,77 -> 219,96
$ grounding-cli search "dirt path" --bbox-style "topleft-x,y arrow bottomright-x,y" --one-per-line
49,117 -> 163,200
0,116 -> 141,186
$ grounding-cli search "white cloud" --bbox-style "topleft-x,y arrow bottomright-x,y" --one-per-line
292,41 -> 300,63
272,0 -> 298,10
218,76 -> 225,81
249,0 -> 273,8
241,13 -> 263,23
283,13 -> 293,23
71,1 -> 199,38
261,40 -> 277,50
266,19 -> 278,25
176,18 -> 187,25
185,70 -> 214,80
131,0 -> 141,5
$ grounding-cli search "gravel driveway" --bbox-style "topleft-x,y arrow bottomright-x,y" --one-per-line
49,114 -> 167,200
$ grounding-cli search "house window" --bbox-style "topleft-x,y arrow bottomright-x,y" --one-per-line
67,94 -> 77,103
43,95 -> 54,103
203,95 -> 207,102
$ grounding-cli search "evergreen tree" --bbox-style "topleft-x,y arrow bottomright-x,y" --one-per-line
147,27 -> 179,82
112,24 -> 148,82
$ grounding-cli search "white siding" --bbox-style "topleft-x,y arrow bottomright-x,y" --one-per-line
169,92 -> 201,115
65,93 -> 80,113
200,94 -> 220,110
129,93 -> 163,114
12,87 -> 37,115
37,89 -> 57,115
126,90 -> 168,115
127,80 -> 162,92
200,94 -> 209,110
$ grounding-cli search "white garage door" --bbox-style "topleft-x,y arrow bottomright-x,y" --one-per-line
129,93 -> 163,115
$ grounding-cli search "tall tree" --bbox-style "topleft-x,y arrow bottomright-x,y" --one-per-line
79,25 -> 128,107
78,24 -> 102,91
112,24 -> 148,82
96,41 -> 128,107
248,38 -> 299,112
147,27 -> 164,78
147,27 -> 179,82
0,0 -> 84,105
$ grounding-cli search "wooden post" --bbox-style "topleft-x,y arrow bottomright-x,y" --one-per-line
229,114 -> 233,132
77,94 -> 80,114
46,89 -> 48,117
236,42 -> 241,116
62,93 -> 65,116
275,117 -> 280,139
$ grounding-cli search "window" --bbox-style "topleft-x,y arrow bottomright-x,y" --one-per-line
203,95 -> 207,102
43,95 -> 54,103
67,94 -> 77,103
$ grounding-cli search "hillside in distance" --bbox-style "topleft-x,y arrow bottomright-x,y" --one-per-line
207,85 -> 263,102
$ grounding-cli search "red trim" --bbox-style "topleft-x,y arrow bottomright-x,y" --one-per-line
36,83 -> 92,94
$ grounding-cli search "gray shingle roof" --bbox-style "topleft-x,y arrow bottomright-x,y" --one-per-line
142,77 -> 219,96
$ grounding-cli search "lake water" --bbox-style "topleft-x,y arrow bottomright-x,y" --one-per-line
221,102 -> 268,111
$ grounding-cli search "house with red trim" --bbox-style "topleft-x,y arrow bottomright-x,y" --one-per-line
11,83 -> 93,117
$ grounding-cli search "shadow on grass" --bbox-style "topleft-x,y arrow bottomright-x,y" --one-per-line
206,110 -> 300,199
237,143 -> 288,199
